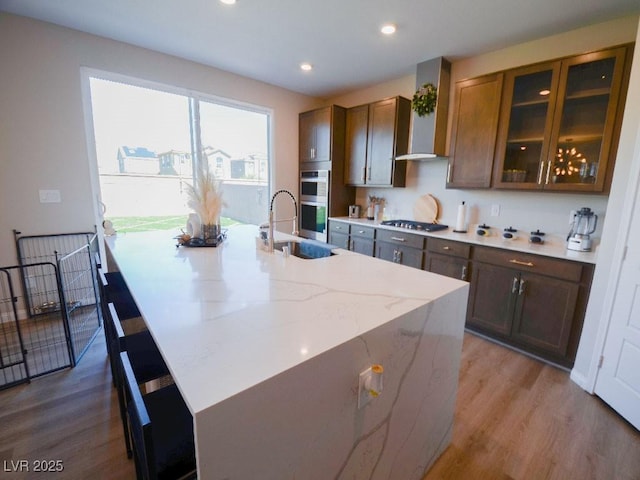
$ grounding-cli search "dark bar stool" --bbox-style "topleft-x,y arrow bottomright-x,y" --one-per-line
106,302 -> 170,459
97,268 -> 142,385
120,351 -> 196,479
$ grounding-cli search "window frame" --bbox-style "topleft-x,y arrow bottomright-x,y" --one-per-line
80,67 -> 274,235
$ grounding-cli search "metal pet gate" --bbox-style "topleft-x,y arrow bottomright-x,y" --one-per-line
0,231 -> 102,390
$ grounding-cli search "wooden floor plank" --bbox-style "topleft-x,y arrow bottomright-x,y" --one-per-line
424,333 -> 640,480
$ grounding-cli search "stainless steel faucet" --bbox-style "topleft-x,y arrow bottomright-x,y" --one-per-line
268,189 -> 298,252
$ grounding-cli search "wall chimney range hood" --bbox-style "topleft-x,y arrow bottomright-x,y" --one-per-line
396,57 -> 451,160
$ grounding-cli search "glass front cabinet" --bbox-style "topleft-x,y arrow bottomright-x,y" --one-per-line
493,46 -> 629,192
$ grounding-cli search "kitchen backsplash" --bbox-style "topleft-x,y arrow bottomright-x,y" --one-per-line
352,159 -> 608,241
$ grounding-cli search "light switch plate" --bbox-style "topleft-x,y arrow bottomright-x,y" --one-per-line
491,204 -> 500,217
39,189 -> 61,203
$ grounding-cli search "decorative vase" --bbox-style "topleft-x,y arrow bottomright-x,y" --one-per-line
201,223 -> 221,245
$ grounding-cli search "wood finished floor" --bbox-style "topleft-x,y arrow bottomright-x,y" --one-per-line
0,331 -> 638,479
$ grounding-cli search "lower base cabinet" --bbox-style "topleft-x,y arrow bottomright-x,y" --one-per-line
467,262 -> 516,336
350,225 -> 375,256
425,238 -> 470,281
328,221 -> 350,249
375,229 -> 424,269
466,246 -> 592,367
327,219 -> 593,368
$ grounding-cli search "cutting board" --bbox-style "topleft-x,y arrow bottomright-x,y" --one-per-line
413,194 -> 439,223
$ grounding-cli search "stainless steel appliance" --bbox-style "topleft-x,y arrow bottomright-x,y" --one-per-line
567,207 -> 598,251
299,170 -> 329,241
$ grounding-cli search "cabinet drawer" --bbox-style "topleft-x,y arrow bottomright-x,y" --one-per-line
376,228 -> 425,249
350,225 -> 375,239
472,246 -> 583,282
328,231 -> 349,249
427,238 -> 470,258
328,221 -> 350,235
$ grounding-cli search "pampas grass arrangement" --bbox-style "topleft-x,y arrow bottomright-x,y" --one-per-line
185,166 -> 225,228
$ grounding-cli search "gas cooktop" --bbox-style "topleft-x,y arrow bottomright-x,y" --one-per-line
380,220 -> 449,232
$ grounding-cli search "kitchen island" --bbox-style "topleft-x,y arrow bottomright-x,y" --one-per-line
104,224 -> 469,479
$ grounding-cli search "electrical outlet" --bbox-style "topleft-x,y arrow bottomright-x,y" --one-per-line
491,204 -> 500,217
358,368 -> 373,409
39,189 -> 61,203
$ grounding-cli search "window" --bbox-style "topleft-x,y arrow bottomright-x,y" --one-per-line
88,76 -> 270,232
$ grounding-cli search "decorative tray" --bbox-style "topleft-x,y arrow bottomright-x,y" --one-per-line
176,230 -> 227,248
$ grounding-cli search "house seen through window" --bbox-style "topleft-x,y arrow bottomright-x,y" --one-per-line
88,77 -> 270,233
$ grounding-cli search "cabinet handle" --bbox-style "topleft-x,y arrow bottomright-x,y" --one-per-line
545,160 -> 552,184
537,161 -> 545,184
391,237 -> 406,242
461,266 -> 467,281
310,147 -> 315,159
361,167 -> 366,182
358,230 -> 365,234
442,246 -> 451,251
519,279 -> 526,295
335,225 -> 342,230
511,277 -> 519,294
447,163 -> 452,183
509,259 -> 534,267
367,167 -> 372,181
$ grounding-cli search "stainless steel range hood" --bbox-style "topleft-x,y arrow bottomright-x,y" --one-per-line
396,57 -> 451,160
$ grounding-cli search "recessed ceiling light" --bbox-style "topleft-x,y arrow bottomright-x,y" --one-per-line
381,23 -> 397,35
220,0 -> 236,4
300,63 -> 313,71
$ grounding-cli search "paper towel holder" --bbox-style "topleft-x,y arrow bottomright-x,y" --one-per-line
453,201 -> 468,233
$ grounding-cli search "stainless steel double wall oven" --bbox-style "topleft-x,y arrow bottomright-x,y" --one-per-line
299,170 -> 329,241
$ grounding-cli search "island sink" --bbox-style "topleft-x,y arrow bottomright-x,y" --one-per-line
273,240 -> 335,259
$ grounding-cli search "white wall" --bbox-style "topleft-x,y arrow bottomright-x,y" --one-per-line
329,16 -> 638,241
0,13 -> 320,266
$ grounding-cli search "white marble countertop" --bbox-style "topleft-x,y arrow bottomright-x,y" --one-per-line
105,225 -> 467,415
330,216 -> 597,264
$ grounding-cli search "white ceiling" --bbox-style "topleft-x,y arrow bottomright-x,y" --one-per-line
1,0 -> 638,98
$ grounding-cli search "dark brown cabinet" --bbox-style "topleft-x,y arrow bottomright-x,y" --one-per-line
327,220 -> 375,255
466,246 -> 593,366
344,97 -> 411,187
299,106 -> 346,166
492,62 -> 560,189
375,229 -> 424,269
545,46 -> 629,192
493,46 -> 631,192
425,238 -> 470,281
327,218 -> 594,367
467,261 -> 516,336
327,220 -> 350,249
447,73 -> 504,188
349,225 -> 375,256
344,105 -> 369,185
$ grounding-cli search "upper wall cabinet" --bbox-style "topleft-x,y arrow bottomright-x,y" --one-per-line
344,96 -> 411,187
299,105 -> 346,166
492,61 -> 561,189
447,73 -> 504,188
545,47 -> 629,192
493,46 -> 630,192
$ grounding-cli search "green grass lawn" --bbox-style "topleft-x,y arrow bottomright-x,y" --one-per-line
110,215 -> 241,233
